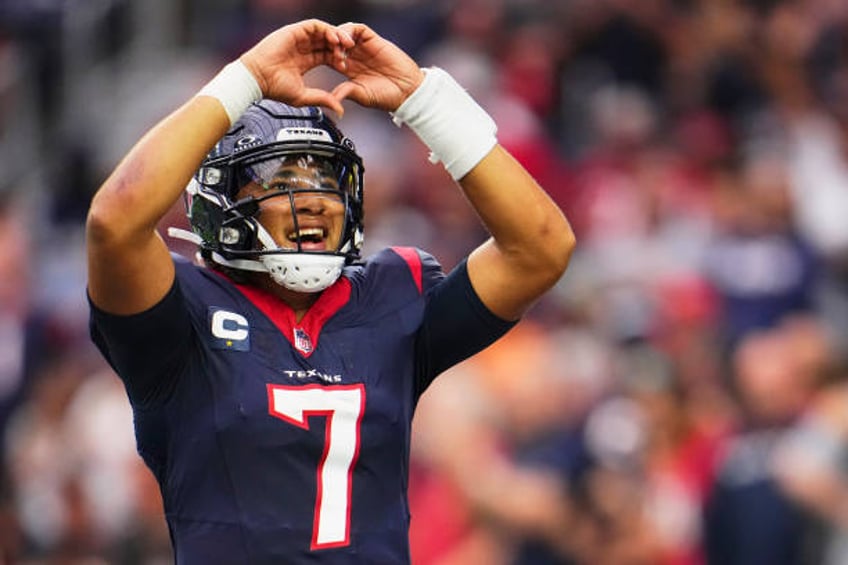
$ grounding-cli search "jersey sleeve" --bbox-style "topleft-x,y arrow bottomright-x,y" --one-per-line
415,258 -> 517,395
88,269 -> 195,408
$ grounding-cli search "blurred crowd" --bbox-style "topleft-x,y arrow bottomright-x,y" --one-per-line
1,0 -> 848,563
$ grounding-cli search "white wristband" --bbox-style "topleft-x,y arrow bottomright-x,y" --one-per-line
390,67 -> 497,181
197,60 -> 263,126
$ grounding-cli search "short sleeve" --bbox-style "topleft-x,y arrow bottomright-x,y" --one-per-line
89,278 -> 194,406
414,259 -> 517,394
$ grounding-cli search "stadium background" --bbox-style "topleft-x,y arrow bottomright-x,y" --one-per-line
1,0 -> 848,563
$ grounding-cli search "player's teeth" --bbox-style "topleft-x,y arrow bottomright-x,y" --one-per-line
288,228 -> 324,241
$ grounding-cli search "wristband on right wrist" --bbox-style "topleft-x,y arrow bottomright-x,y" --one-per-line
197,60 -> 263,126
390,67 -> 498,181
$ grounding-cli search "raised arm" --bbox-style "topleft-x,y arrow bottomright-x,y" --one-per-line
461,147 -> 575,320
86,20 -> 353,315
85,96 -> 229,314
331,23 -> 575,320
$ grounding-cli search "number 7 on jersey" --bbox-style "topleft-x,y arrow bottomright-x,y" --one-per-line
267,383 -> 366,550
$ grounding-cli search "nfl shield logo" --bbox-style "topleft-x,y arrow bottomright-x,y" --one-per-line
293,328 -> 313,354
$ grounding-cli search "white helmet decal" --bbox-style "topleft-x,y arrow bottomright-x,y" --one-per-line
276,127 -> 333,142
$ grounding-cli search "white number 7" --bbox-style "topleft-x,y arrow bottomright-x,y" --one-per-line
267,384 -> 365,550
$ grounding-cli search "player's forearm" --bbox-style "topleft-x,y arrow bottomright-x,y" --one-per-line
460,145 -> 575,284
87,96 -> 230,249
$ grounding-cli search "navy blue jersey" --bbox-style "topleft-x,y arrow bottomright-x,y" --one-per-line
89,247 -> 514,564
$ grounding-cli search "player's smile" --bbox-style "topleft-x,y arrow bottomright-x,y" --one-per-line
282,206 -> 339,251
259,191 -> 345,252
287,226 -> 327,247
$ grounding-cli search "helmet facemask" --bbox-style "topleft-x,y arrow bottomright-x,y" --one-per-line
233,153 -> 358,292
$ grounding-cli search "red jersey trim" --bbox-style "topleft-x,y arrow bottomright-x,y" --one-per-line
390,246 -> 423,294
233,277 -> 352,358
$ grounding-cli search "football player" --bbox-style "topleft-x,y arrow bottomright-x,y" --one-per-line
86,18 -> 575,564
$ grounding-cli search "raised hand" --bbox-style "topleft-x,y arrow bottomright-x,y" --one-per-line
240,20 -> 424,115
331,23 -> 425,113
240,19 -> 354,115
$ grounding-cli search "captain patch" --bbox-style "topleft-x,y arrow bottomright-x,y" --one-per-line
208,308 -> 250,351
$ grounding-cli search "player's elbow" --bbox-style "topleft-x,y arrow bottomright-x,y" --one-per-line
86,181 -> 149,250
530,213 -> 576,287
87,191 -> 125,249
552,217 -> 577,272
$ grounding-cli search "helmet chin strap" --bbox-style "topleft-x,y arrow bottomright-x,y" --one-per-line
254,224 -> 344,293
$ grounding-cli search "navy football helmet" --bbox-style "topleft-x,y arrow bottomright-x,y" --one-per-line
179,100 -> 364,292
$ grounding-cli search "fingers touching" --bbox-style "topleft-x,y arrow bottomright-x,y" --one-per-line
299,87 -> 346,117
243,19 -> 418,116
